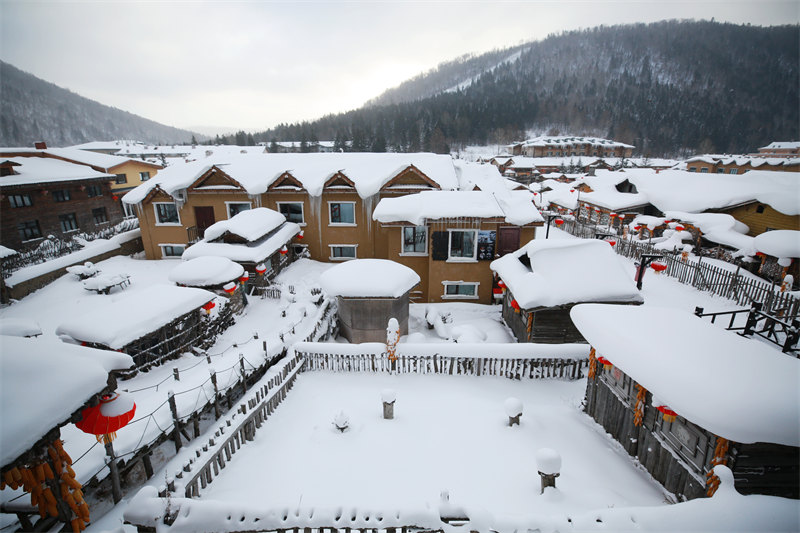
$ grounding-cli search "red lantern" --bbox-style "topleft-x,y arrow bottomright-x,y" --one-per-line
657,405 -> 678,423
112,195 -> 119,201
619,214 -> 626,219
75,392 -> 136,443
533,192 -> 538,196
201,301 -> 215,312
596,356 -> 612,370
651,262 -> 667,272
554,218 -> 564,226
570,189 -> 575,193
663,219 -> 671,224
492,287 -> 503,296
239,272 -> 249,283
297,230 -> 304,240
594,207 -> 601,213
675,225 -> 685,231
633,225 -> 641,231
755,252 -> 765,257
497,279 -> 506,290
510,299 -> 521,312
610,212 -> 618,218
223,282 -> 236,294
605,239 -> 617,246
280,245 -> 288,255
255,263 -> 267,275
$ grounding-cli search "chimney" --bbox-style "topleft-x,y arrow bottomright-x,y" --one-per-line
34,141 -> 47,150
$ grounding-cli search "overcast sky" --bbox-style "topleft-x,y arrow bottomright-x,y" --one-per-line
1,1 -> 798,134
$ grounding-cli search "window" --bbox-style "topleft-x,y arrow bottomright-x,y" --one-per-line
8,194 -> 32,208
115,174 -> 128,184
92,207 -> 108,224
123,202 -> 136,219
139,171 -> 150,181
18,220 -> 41,241
86,185 -> 102,197
756,205 -> 765,214
329,202 -> 355,225
277,202 -> 305,224
226,202 -> 251,218
688,167 -> 697,172
52,189 -> 71,202
729,168 -> 738,174
402,226 -> 427,255
448,229 -> 477,261
59,213 -> 79,232
154,202 -> 180,225
329,245 -> 357,260
700,167 -> 709,173
716,168 -> 724,173
443,281 -> 479,299
160,245 -> 185,258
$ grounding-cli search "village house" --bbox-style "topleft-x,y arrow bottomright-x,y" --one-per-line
262,141 -> 335,153
684,154 -> 800,174
755,141 -> 800,158
507,136 -> 635,158
0,157 -> 123,251
491,239 -> 643,343
122,153 -> 542,303
572,304 -> 799,501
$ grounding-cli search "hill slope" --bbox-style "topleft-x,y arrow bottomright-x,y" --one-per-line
251,20 -> 799,156
0,61 -> 198,147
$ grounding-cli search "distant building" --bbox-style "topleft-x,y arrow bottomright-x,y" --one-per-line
756,142 -> 800,158
263,141 -> 335,153
507,136 -> 635,159
684,154 -> 799,174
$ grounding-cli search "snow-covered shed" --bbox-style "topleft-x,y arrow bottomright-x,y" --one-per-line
572,304 -> 800,500
491,239 -> 643,343
319,259 -> 420,343
181,207 -> 300,284
55,285 -> 216,372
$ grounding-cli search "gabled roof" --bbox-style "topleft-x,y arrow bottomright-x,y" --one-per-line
0,156 -> 114,187
188,165 -> 246,192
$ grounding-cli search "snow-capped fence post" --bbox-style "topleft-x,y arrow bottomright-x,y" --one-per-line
382,389 -> 396,420
172,367 -> 180,381
210,368 -> 221,419
168,391 -> 182,452
105,439 -> 123,504
536,448 -> 562,494
505,397 -> 523,426
239,354 -> 247,393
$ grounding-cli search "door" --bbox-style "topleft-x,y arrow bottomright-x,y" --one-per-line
194,206 -> 215,238
497,227 -> 520,257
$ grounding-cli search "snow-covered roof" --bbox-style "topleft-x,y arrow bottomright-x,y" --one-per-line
0,335 -> 133,467
453,159 -> 507,192
182,221 -> 300,264
55,285 -> 215,349
760,141 -> 800,150
517,136 -> 635,149
570,304 -> 800,446
491,239 -> 643,310
123,152 -> 459,204
319,259 -> 420,298
70,140 -> 140,151
659,211 -> 754,254
44,147 -> 160,171
372,190 -> 542,226
684,154 -> 800,168
0,318 -> 42,337
0,156 -> 115,187
204,208 -> 287,242
753,230 -> 800,260
168,256 -> 244,287
0,245 -> 17,258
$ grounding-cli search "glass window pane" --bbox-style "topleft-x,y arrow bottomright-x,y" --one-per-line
279,203 -> 304,223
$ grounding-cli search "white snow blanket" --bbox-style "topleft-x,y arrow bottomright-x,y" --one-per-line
55,284 -> 214,349
491,239 -> 643,309
753,230 -> 800,261
319,259 -> 420,298
169,256 -> 244,287
0,318 -> 42,337
204,207 -> 286,242
570,304 -> 800,446
0,335 -> 132,467
372,190 -> 543,226
182,222 -> 300,263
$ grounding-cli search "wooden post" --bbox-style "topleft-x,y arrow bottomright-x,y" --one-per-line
192,414 -> 200,438
168,391 -> 182,452
105,439 -> 123,504
383,401 -> 395,420
240,355 -> 247,393
210,370 -> 221,419
142,451 -> 154,479
173,367 -> 180,381
538,471 -> 559,493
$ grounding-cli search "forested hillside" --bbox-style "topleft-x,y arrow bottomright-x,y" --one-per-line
0,62 -> 198,147
246,21 -> 799,157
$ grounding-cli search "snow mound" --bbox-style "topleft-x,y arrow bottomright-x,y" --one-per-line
535,448 -> 562,475
320,259 -> 420,298
169,256 -> 244,287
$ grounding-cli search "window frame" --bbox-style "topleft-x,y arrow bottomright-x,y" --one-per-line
18,220 -> 42,242
225,201 -> 252,219
139,171 -> 151,182
159,244 -> 185,258
442,281 -> 480,300
328,244 -> 357,261
52,189 -> 71,202
153,202 -> 181,226
328,201 -> 356,226
92,206 -> 109,225
115,173 -> 128,184
86,184 -> 102,198
401,225 -> 428,256
58,213 -> 79,233
447,229 -> 478,262
8,194 -> 32,208
277,201 -> 305,225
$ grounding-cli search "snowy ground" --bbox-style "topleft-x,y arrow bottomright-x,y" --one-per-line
0,227 -> 763,531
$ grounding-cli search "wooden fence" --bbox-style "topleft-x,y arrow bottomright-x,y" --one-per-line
298,345 -> 588,380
